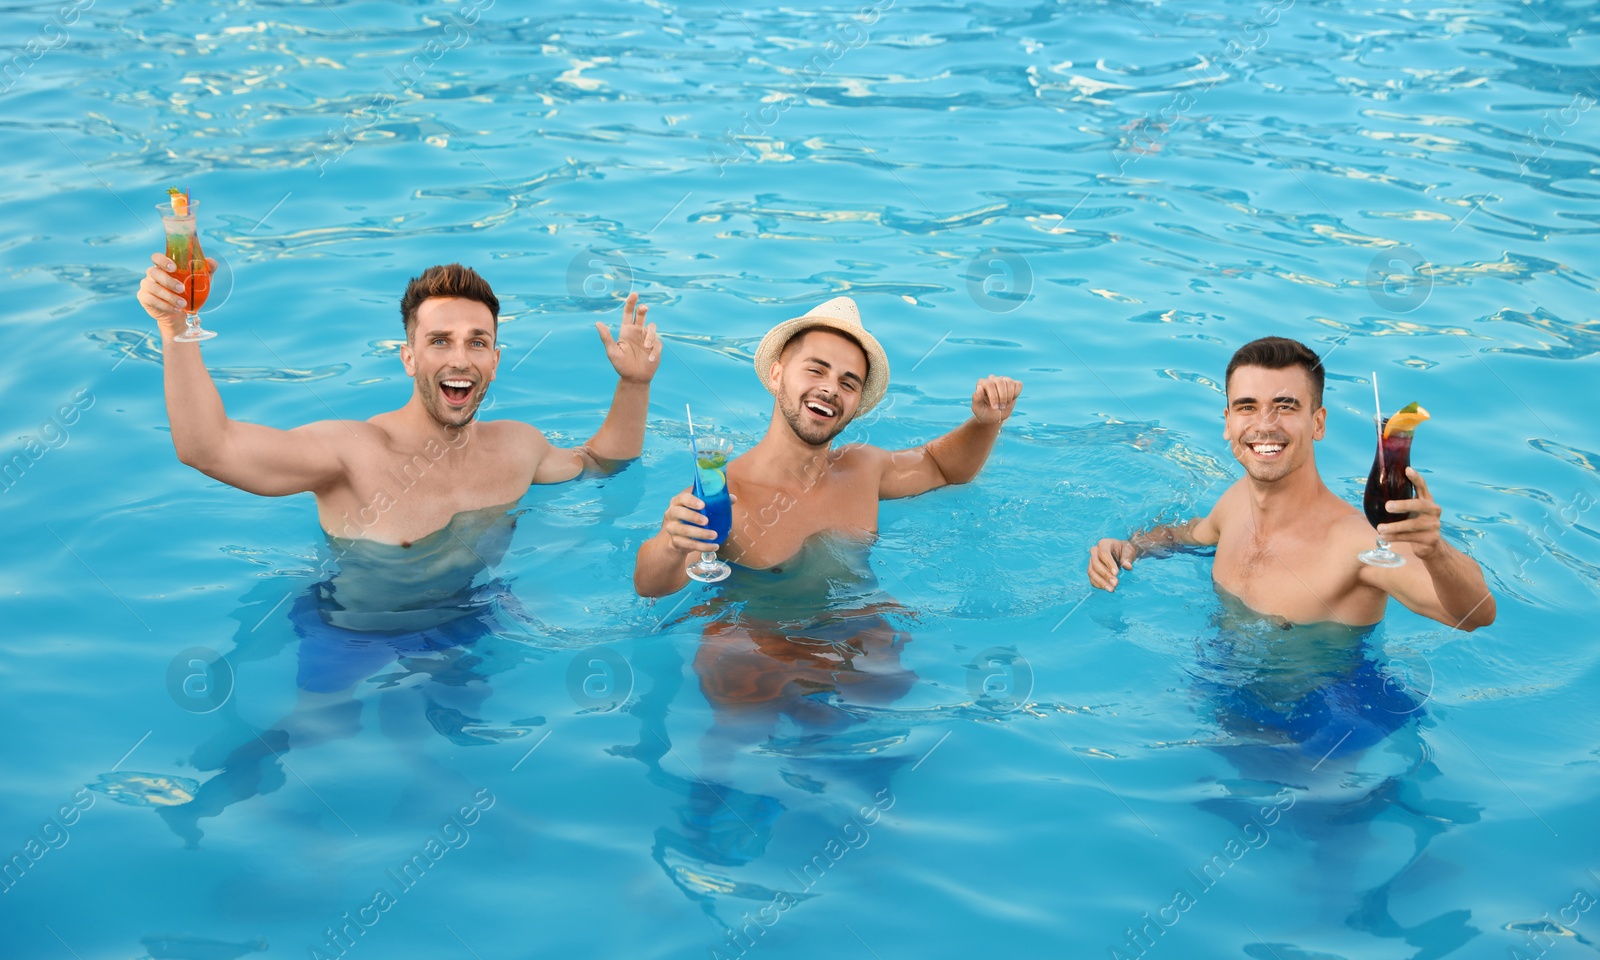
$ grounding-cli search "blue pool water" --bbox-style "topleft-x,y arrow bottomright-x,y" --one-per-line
4,1 -> 1600,957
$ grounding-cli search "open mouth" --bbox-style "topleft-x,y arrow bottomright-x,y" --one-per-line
440,378 -> 474,407
803,397 -> 838,421
1248,440 -> 1286,458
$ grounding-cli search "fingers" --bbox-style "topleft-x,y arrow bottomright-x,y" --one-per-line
1406,466 -> 1432,501
973,375 -> 1023,413
622,291 -> 640,326
1383,496 -> 1439,518
644,321 -> 658,361
595,320 -> 617,350
1086,539 -> 1131,592
1376,515 -> 1439,540
138,267 -> 187,315
663,490 -> 719,552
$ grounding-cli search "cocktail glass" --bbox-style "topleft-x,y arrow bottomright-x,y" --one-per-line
158,200 -> 216,342
686,438 -> 734,583
1359,415 -> 1414,568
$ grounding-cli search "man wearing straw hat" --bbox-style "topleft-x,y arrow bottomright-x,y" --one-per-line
634,296 -> 1022,596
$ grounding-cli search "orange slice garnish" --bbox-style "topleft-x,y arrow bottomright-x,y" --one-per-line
1383,404 -> 1430,438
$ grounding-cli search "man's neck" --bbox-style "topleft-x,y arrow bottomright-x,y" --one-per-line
744,417 -> 838,488
1244,459 -> 1330,528
388,393 -> 475,454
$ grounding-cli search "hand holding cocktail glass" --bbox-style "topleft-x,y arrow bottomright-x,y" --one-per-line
1368,463 -> 1446,561
654,407 -> 736,584
138,189 -> 218,342
1358,372 -> 1433,568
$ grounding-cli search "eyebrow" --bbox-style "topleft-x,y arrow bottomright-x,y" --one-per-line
1230,394 -> 1302,408
425,328 -> 494,340
803,355 -> 864,387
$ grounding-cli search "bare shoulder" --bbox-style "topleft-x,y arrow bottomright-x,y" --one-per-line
836,441 -> 885,465
1329,503 -> 1377,545
298,419 -> 385,447
480,418 -> 547,446
835,441 -> 893,476
1208,480 -> 1247,525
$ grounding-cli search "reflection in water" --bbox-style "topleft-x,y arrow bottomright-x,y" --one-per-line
628,536 -> 917,948
135,506 -> 544,848
1189,590 -> 1481,957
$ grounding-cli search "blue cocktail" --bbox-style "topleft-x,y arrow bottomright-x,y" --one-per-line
686,438 -> 734,583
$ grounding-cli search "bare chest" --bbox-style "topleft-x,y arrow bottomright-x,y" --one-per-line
725,470 -> 879,570
1213,524 -> 1381,626
319,438 -> 532,544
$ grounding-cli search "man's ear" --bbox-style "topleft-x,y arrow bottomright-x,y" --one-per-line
1312,404 -> 1327,441
400,339 -> 416,378
768,359 -> 783,390
1221,405 -> 1232,441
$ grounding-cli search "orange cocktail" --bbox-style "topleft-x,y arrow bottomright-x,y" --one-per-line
158,188 -> 217,342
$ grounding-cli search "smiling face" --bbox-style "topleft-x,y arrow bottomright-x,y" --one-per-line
400,297 -> 499,428
1222,363 -> 1326,483
770,328 -> 868,447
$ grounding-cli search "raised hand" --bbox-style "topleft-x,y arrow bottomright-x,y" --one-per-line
1378,467 -> 1444,559
137,252 -> 217,340
971,375 -> 1022,424
596,292 -> 660,384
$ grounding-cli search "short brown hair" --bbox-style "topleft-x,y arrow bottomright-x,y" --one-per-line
781,326 -> 869,373
400,264 -> 499,339
1225,337 -> 1324,408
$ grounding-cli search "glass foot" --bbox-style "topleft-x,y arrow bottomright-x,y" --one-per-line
686,552 -> 730,583
1358,542 -> 1406,568
174,315 -> 216,343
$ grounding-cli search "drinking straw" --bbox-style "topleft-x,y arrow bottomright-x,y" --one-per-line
685,403 -> 700,473
1372,371 -> 1385,471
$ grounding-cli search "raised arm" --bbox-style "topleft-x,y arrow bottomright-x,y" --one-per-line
1087,503 -> 1223,593
137,253 -> 345,497
530,292 -> 660,484
879,375 -> 1022,500
1358,467 -> 1496,630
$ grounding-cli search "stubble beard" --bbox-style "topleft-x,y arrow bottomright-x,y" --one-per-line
778,390 -> 847,448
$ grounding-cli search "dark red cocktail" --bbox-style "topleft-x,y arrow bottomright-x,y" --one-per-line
1359,405 -> 1428,567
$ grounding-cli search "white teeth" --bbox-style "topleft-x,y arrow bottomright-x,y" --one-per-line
805,400 -> 835,417
442,380 -> 472,388
1251,443 -> 1284,455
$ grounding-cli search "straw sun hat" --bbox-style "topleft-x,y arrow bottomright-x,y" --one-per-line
751,297 -> 891,416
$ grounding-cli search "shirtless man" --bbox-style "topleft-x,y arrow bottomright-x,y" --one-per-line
1086,336 -> 1495,630
633,296 -> 1022,596
136,256 -> 659,543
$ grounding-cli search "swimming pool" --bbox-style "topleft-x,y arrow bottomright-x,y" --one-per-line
4,1 -> 1599,957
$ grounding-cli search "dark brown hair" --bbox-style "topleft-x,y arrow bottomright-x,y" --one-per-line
400,264 -> 499,339
1225,336 -> 1325,408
